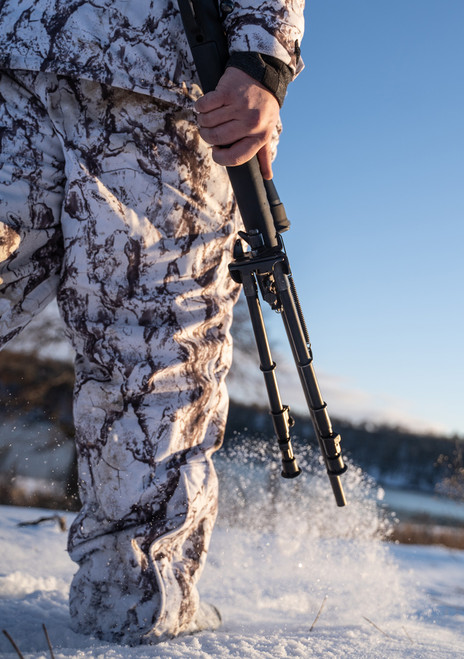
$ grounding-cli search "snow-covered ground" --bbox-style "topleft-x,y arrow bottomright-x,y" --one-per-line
1,452 -> 463,658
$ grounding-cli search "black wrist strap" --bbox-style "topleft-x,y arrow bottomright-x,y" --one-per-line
226,52 -> 293,107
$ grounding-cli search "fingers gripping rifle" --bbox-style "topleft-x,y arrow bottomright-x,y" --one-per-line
177,0 -> 347,506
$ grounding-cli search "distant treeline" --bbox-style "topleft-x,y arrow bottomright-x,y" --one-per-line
224,402 -> 463,497
0,350 -> 463,508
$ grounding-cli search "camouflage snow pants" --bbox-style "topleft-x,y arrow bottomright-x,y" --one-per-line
0,70 -> 240,644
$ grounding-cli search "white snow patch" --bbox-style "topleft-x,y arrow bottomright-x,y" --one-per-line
0,448 -> 463,657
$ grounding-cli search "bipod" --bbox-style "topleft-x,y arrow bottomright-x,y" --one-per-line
229,226 -> 347,506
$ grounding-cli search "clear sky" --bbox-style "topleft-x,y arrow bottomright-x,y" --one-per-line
269,0 -> 464,435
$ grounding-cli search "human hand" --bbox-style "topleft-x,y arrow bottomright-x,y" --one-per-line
194,66 -> 280,179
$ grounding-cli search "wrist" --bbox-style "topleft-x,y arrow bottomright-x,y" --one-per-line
225,51 -> 292,107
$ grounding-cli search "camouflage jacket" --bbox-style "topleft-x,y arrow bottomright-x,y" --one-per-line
0,0 -> 304,103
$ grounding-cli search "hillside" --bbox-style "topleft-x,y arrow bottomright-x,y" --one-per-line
224,401 -> 464,497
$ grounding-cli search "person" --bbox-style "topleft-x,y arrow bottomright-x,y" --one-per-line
0,0 -> 304,645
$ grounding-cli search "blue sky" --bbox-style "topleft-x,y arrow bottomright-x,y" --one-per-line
270,0 -> 464,435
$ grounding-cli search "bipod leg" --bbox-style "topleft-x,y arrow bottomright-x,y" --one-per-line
272,262 -> 347,506
240,270 -> 300,478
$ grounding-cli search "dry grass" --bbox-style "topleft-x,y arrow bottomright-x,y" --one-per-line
390,521 -> 464,550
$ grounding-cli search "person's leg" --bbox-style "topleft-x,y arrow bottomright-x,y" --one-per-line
38,75 -> 240,644
0,70 -> 65,346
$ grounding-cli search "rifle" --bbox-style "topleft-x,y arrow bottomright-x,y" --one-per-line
177,0 -> 348,506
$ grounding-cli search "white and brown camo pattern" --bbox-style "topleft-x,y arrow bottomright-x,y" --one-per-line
0,69 -> 240,643
0,0 -> 304,102
0,0 -> 304,644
